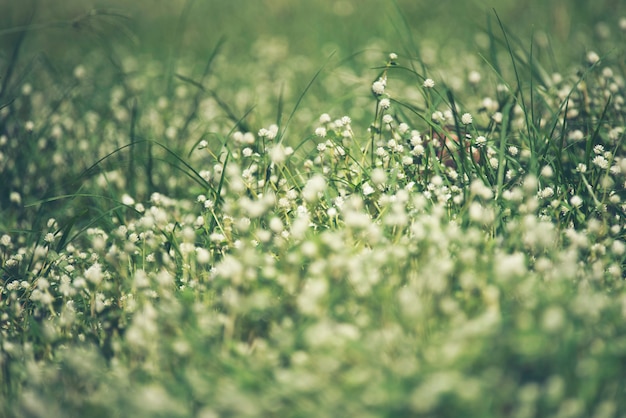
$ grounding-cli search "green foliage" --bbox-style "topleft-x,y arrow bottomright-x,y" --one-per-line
1,1 -> 626,417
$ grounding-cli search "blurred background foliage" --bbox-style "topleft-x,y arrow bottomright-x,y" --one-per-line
1,0 -> 624,74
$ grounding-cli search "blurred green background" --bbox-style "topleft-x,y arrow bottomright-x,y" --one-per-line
2,0 -> 623,72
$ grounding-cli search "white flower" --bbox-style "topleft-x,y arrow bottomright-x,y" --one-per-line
319,113 -> 331,124
315,127 -> 327,137
382,114 -> 393,124
267,124 -> 279,139
270,144 -> 286,164
85,263 -> 103,285
362,182 -> 375,196
608,127 -> 624,141
302,175 -> 327,202
568,130 -> 584,142
389,52 -> 398,60
431,111 -> 444,122
475,136 -> 486,147
0,234 -> 10,246
592,155 -> 609,169
73,65 -> 86,79
423,78 -> 435,88
461,113 -> 473,125
196,247 -> 211,264
468,70 -> 481,84
540,165 -> 553,178
570,195 -> 583,208
412,144 -> 425,156
371,168 -> 386,185
587,51 -> 600,64
379,98 -> 390,109
122,194 -> 135,206
372,78 -> 386,95
539,187 -> 554,199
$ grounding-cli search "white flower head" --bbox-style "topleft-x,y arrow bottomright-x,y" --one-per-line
85,263 -> 103,285
270,144 -> 287,164
423,78 -> 435,88
319,113 -> 332,124
461,113 -> 473,125
372,77 -> 386,95
468,70 -> 481,84
315,127 -> 327,137
570,195 -> 583,208
587,51 -> 600,64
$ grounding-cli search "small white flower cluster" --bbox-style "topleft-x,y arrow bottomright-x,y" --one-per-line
372,76 -> 387,95
257,124 -> 279,139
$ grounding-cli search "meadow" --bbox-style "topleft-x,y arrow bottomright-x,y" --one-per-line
1,0 -> 626,416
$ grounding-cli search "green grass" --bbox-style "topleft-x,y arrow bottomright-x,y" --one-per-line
1,1 -> 626,417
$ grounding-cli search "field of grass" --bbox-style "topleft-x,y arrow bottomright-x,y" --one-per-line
1,1 -> 626,417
